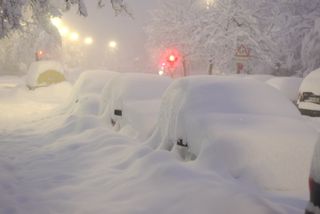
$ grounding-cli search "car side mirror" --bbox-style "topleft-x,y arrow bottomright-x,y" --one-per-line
114,109 -> 122,116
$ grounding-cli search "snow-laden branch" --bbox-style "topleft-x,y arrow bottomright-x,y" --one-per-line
0,0 -> 131,38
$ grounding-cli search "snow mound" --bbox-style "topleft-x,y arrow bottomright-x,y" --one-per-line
72,94 -> 102,116
266,77 -> 302,101
0,74 -> 315,213
194,113 -> 317,191
0,127 -> 303,214
101,73 -> 172,140
148,75 -> 317,190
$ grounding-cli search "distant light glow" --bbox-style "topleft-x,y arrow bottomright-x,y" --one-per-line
50,17 -> 62,28
36,50 -> 45,60
84,37 -> 93,45
69,32 -> 79,42
206,0 -> 215,9
109,41 -> 118,49
158,70 -> 164,76
59,27 -> 69,37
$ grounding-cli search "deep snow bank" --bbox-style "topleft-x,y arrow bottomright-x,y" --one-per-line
0,74 -> 316,214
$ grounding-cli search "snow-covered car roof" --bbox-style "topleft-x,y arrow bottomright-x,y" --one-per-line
158,75 -> 300,119
300,68 -> 320,95
101,73 -> 172,114
71,70 -> 118,97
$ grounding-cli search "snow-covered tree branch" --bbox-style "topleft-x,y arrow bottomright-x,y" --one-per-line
147,0 -> 320,76
0,0 -> 130,38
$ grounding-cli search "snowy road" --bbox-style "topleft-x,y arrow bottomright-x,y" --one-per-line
0,78 -> 316,214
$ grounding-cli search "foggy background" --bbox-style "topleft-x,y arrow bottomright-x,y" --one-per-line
63,0 -> 160,73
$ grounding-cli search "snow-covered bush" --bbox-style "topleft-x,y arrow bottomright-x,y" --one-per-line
148,75 -> 318,190
0,0 -> 132,38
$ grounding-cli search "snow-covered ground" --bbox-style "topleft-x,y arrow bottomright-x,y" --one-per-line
0,74 -> 319,214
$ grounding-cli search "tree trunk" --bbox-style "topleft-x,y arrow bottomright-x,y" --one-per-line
208,62 -> 214,75
182,58 -> 187,76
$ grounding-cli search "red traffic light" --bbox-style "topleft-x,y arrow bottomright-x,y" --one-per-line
158,48 -> 181,77
163,49 -> 180,68
168,54 -> 176,62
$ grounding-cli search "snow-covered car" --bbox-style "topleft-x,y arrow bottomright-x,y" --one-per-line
298,68 -> 320,117
26,60 -> 65,89
59,70 -> 118,116
149,76 -> 318,190
306,137 -> 320,214
101,73 -> 172,140
266,76 -> 302,102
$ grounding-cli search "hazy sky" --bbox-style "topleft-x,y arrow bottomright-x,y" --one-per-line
63,0 -> 160,72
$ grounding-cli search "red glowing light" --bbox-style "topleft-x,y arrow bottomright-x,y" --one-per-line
158,48 -> 181,77
168,55 -> 176,62
35,50 -> 45,61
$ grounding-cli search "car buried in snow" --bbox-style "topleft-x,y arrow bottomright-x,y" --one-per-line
298,68 -> 320,117
100,73 -> 172,140
26,60 -> 66,90
148,75 -> 319,191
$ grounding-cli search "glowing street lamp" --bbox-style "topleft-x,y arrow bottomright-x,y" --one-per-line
158,69 -> 164,76
69,32 -> 79,42
59,27 -> 69,37
108,41 -> 118,49
50,17 -> 63,28
84,37 -> 93,45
